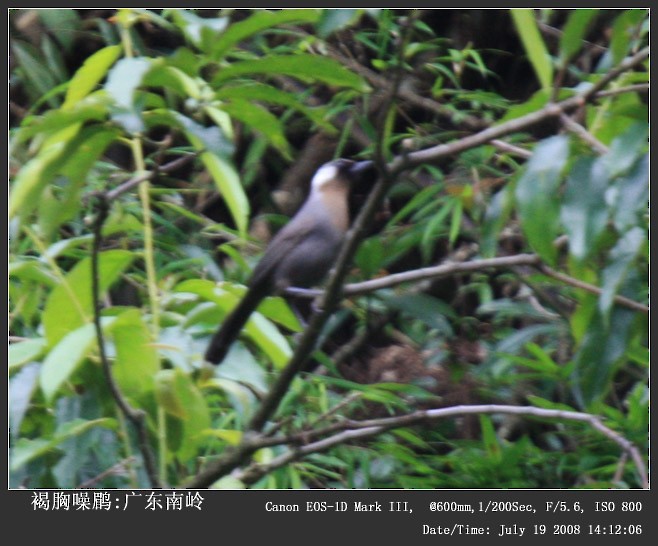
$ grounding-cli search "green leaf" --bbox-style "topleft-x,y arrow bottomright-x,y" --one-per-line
603,122 -> 648,180
515,135 -> 569,265
559,10 -> 598,64
154,369 -> 210,460
599,227 -> 645,319
40,318 -> 117,403
9,339 -> 47,372
143,65 -> 202,99
211,9 -> 320,60
43,250 -> 134,346
175,279 -> 292,367
15,98 -> 109,144
316,9 -> 360,37
63,45 -> 122,110
215,82 -> 333,131
560,157 -> 609,262
168,10 -> 229,52
37,9 -> 80,52
213,54 -> 369,91
220,98 -> 292,159
38,126 -> 118,240
380,293 -> 455,334
12,41 -> 59,104
9,363 -> 40,433
610,10 -> 648,65
511,9 -> 553,91
10,417 -> 115,471
112,309 -> 159,399
9,124 -> 81,219
481,185 -> 514,257
105,57 -> 153,132
571,305 -> 635,408
201,152 -> 249,235
611,154 -> 648,232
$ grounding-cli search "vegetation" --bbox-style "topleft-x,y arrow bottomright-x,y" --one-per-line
9,8 -> 648,489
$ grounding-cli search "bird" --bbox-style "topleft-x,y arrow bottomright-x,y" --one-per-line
205,158 -> 375,365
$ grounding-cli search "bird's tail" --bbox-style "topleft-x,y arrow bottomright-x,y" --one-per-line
204,284 -> 268,365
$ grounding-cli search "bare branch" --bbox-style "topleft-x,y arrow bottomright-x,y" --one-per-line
235,404 -> 648,488
539,264 -> 648,314
559,113 -> 609,154
286,254 -> 648,315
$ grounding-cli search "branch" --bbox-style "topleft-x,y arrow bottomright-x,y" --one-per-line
187,46 -> 649,487
539,264 -> 648,314
90,196 -> 162,488
102,152 -> 198,202
559,113 -> 609,154
390,46 -> 648,173
235,404 -> 648,489
245,16 -> 419,435
286,254 -> 648,315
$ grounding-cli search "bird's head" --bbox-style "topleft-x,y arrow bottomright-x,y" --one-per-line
311,158 -> 377,192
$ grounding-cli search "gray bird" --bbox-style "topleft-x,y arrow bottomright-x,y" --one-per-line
205,158 -> 374,365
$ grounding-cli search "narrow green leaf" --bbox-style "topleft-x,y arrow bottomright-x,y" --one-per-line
245,313 -> 292,369
9,125 -> 80,219
37,9 -> 80,52
9,339 -> 47,372
10,417 -> 115,471
213,54 -> 369,91
200,152 -> 249,235
515,135 -> 570,265
43,250 -> 134,346
211,9 -> 320,60
559,10 -> 598,64
215,82 -> 333,131
40,318 -> 116,403
12,41 -> 59,103
560,157 -> 609,262
143,65 -> 201,99
112,309 -> 159,398
63,45 -> 122,110
175,279 -> 292,367
511,9 -> 553,90
220,98 -> 292,159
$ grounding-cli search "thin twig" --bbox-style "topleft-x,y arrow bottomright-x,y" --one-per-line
285,253 -> 647,314
559,113 -> 609,154
539,264 -> 648,314
595,83 -> 649,98
234,404 -> 648,488
245,15 -> 418,435
186,46 -> 649,488
390,47 -> 649,174
104,152 -> 198,202
90,195 -> 162,488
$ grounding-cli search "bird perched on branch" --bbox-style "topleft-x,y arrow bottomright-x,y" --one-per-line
205,158 -> 375,365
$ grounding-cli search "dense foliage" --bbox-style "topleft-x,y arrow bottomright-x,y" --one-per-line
9,8 -> 648,489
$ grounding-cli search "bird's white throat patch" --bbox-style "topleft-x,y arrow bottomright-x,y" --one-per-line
311,163 -> 339,190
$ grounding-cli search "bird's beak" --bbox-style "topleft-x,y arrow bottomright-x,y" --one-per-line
349,160 -> 375,177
